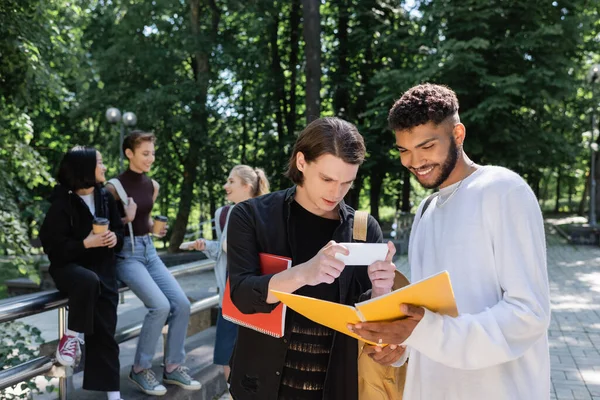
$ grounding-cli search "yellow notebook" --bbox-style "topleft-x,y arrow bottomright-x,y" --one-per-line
271,270 -> 458,346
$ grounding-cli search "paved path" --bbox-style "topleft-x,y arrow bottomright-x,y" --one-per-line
544,222 -> 600,399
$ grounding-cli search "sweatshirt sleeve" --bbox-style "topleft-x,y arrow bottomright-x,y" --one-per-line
227,203 -> 279,314
39,203 -> 86,265
202,240 -> 221,260
403,184 -> 550,370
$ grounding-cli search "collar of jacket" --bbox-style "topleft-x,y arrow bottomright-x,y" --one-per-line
283,186 -> 350,222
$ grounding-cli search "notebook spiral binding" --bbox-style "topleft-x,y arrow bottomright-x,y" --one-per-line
222,313 -> 285,338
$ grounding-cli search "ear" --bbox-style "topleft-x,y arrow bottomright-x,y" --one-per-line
296,152 -> 306,172
125,148 -> 134,160
453,123 -> 466,147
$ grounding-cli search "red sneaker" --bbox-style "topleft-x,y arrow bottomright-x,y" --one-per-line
56,334 -> 84,367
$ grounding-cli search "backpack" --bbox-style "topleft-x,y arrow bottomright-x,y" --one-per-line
354,210 -> 408,400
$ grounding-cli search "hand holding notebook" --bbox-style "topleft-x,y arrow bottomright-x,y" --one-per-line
271,270 -> 458,346
222,253 -> 292,337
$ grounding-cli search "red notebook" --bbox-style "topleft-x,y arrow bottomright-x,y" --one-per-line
222,253 -> 292,337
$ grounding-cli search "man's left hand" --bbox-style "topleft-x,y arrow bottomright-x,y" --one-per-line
349,304 -> 425,344
368,241 -> 397,298
362,343 -> 406,365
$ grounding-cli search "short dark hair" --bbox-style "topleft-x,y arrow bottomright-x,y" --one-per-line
57,146 -> 97,190
285,117 -> 366,185
388,83 -> 459,132
123,130 -> 156,156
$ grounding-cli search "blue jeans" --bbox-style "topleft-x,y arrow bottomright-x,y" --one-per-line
213,307 -> 238,366
116,235 -> 191,369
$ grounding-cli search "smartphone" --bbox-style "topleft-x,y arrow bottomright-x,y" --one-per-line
334,243 -> 389,266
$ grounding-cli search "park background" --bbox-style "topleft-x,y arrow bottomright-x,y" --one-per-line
2,0 -> 600,290
2,1 -> 600,398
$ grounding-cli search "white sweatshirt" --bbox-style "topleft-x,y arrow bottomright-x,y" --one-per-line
402,166 -> 550,400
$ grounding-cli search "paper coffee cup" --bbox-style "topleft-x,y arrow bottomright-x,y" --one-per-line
152,216 -> 168,236
92,217 -> 109,234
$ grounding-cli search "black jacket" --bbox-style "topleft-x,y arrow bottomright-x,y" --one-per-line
40,184 -> 124,278
227,187 -> 383,400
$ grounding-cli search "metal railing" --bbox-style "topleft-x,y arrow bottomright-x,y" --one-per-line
0,258 -> 218,398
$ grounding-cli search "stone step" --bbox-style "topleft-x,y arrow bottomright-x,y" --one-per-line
31,327 -> 228,400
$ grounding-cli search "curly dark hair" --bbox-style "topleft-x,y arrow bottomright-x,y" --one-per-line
388,83 -> 459,132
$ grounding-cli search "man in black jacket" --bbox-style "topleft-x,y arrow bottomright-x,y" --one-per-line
227,117 -> 401,400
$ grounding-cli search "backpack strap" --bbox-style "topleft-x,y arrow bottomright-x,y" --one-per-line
420,193 -> 439,218
353,210 -> 369,242
106,178 -> 135,252
219,205 -> 232,232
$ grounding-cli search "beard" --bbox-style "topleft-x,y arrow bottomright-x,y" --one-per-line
418,137 -> 459,189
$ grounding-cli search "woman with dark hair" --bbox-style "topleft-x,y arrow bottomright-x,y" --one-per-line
40,146 -> 124,400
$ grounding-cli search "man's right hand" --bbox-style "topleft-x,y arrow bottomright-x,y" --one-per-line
299,241 -> 349,286
83,230 -> 113,249
124,197 -> 137,223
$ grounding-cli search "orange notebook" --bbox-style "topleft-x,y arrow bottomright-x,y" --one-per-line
271,270 -> 458,345
222,253 -> 292,337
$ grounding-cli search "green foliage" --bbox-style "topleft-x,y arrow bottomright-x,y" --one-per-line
0,321 -> 46,399
0,0 -> 76,276
0,101 -> 52,276
1,0 -> 600,254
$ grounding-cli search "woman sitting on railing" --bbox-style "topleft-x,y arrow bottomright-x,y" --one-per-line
39,146 -> 124,400
106,131 -> 200,395
189,165 -> 270,385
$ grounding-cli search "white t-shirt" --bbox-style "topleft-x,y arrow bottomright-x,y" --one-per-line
402,166 -> 550,400
78,193 -> 96,216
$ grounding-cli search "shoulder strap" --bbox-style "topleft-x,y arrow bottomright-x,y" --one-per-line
420,193 -> 439,218
107,178 -> 129,205
353,210 -> 369,242
107,178 -> 135,252
219,205 -> 232,231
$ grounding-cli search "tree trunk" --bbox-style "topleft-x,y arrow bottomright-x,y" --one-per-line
531,174 -> 541,200
240,80 -> 248,164
594,151 -> 600,220
286,0 -> 301,137
369,172 -> 383,222
344,173 -> 363,210
540,171 -> 551,206
250,115 -> 259,167
568,174 -> 573,212
208,174 -> 217,240
169,0 -> 220,252
332,0 -> 349,119
401,170 -> 411,212
301,0 -> 321,123
554,168 -> 561,213
269,12 -> 287,144
268,10 -> 289,177
578,173 -> 589,216
170,144 -> 202,252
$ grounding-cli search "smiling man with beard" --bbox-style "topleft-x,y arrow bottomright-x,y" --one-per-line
350,83 -> 551,400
